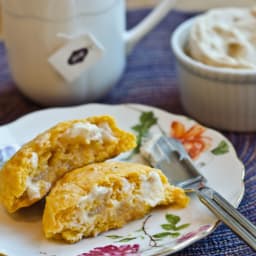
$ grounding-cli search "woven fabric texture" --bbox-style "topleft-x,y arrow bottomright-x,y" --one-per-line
0,9 -> 256,256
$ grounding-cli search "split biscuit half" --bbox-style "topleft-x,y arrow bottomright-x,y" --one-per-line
0,115 -> 136,213
42,161 -> 189,243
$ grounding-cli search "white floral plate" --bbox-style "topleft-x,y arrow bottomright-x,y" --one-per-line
0,103 -> 244,256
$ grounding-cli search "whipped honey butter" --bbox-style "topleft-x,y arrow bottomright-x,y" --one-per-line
187,7 -> 256,69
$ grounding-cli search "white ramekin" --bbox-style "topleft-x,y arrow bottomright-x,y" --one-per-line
171,17 -> 256,132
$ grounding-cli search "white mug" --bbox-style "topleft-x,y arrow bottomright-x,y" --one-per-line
0,0 -> 176,106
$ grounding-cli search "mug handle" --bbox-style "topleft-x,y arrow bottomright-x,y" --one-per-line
125,0 -> 177,53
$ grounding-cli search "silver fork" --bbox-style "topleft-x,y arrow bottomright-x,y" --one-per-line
141,135 -> 256,251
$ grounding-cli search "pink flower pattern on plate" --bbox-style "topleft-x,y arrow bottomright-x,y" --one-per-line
177,225 -> 211,243
78,244 -> 140,256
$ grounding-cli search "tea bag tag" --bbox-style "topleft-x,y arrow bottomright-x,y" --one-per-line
48,33 -> 104,82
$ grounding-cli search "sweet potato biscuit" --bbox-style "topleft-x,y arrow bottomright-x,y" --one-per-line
42,162 -> 189,243
0,115 -> 136,213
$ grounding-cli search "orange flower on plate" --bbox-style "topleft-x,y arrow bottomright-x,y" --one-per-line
170,121 -> 211,159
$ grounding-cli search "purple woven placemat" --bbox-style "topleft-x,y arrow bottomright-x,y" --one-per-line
0,9 -> 256,256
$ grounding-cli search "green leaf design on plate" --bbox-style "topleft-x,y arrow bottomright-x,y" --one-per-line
106,213 -> 190,245
158,214 -> 190,239
161,224 -> 174,230
153,232 -> 180,238
173,223 -> 190,231
169,232 -> 180,238
153,232 -> 172,238
131,111 -> 158,153
118,237 -> 137,242
161,223 -> 190,231
106,235 -> 124,239
211,140 -> 229,155
166,214 -> 180,225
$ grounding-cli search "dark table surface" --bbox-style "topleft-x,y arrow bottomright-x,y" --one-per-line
0,9 -> 256,256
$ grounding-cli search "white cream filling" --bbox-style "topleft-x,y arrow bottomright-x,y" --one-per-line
98,122 -> 118,142
29,152 -> 38,169
26,177 -> 51,200
65,173 -> 164,231
35,132 -> 50,145
72,186 -> 112,228
120,177 -> 134,193
139,171 -> 165,207
65,122 -> 117,144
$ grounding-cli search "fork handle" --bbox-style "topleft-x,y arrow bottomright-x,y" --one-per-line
197,186 -> 256,251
